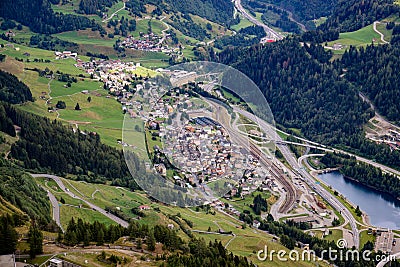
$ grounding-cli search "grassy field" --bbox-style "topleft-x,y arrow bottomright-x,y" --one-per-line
51,0 -> 80,15
231,15 -> 254,32
55,30 -> 117,46
158,205 -> 325,267
323,229 -> 343,243
327,24 -> 384,54
0,40 -> 155,147
34,177 -> 117,228
360,230 -> 376,248
190,15 -> 233,39
376,23 -> 393,42
314,17 -> 328,27
61,179 -> 151,221
32,173 -> 330,267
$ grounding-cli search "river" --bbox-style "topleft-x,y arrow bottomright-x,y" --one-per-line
318,171 -> 400,229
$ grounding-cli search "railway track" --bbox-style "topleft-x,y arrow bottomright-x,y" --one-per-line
249,143 -> 297,213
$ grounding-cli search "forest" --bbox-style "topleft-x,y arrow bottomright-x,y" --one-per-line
0,215 -> 19,255
0,159 -> 51,228
261,6 -> 301,33
257,219 -> 393,267
321,153 -> 400,199
340,44 -> 400,124
0,70 -> 33,104
0,0 -> 105,34
29,34 -> 80,53
319,0 -> 399,32
78,0 -> 118,15
214,26 -> 266,49
218,37 -> 373,145
243,0 -> 336,29
0,102 -> 143,191
216,36 -> 400,169
170,14 -> 210,41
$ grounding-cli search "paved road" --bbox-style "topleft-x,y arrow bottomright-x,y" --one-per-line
102,2 -> 126,23
373,21 -> 389,44
297,154 -> 325,168
30,174 -> 129,228
46,189 -> 64,232
234,107 -> 360,249
234,0 -> 283,40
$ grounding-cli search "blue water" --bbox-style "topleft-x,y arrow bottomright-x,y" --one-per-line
318,171 -> 400,229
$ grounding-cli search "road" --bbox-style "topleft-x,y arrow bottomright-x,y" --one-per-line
233,107 -> 360,249
264,3 -> 307,32
46,189 -> 64,232
233,0 -> 283,40
102,2 -> 126,23
297,154 -> 325,169
157,16 -> 170,46
30,174 -> 129,228
373,21 -> 389,44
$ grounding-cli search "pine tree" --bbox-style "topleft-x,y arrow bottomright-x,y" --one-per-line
146,232 -> 156,251
28,221 -> 43,259
97,228 -> 104,246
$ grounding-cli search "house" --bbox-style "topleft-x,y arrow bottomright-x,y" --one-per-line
167,224 -> 174,229
138,205 -> 151,211
49,258 -> 63,267
253,220 -> 261,229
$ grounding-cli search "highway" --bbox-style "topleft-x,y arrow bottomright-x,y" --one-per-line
30,174 -> 129,228
46,189 -> 64,232
233,0 -> 284,40
234,108 -> 360,249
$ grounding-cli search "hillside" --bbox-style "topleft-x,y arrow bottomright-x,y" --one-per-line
341,44 -> 400,124
319,0 -> 399,32
0,70 -> 33,104
0,159 -> 51,227
244,0 -> 337,29
218,38 -> 372,145
0,0 -> 102,34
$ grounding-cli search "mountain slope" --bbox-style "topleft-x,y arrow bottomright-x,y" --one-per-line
319,0 -> 399,32
218,38 -> 372,145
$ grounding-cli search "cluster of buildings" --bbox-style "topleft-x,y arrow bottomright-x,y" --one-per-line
162,117 -> 243,185
370,129 -> 400,150
75,58 -> 147,113
54,51 -> 78,59
119,33 -> 180,56
120,33 -> 165,52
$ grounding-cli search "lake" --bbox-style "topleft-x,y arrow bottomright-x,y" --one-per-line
318,171 -> 400,229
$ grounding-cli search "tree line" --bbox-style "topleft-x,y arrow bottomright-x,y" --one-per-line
218,37 -> 373,145
318,0 -> 399,32
60,217 -> 253,267
0,0 -> 105,34
0,158 -> 51,228
0,102 -> 143,191
321,152 -> 400,199
0,70 -> 33,104
340,44 -> 400,124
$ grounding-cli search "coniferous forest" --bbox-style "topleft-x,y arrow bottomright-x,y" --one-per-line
0,70 -> 33,104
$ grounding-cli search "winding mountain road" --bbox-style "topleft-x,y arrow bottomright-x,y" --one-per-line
30,174 -> 129,228
373,21 -> 389,44
102,2 -> 126,23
